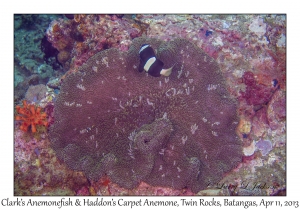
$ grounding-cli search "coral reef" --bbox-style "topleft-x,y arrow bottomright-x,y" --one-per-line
14,14 -> 64,105
239,71 -> 277,108
24,84 -> 48,103
15,100 -> 48,133
256,139 -> 272,156
46,15 -> 142,71
14,74 -> 39,103
14,14 -> 286,196
50,37 -> 243,193
14,130 -> 89,195
36,64 -> 54,82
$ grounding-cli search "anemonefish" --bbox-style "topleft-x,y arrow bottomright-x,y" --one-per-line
138,44 -> 173,77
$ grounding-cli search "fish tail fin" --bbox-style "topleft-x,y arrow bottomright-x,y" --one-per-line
160,66 -> 173,77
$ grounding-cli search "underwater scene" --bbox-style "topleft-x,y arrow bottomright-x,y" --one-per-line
14,14 -> 286,196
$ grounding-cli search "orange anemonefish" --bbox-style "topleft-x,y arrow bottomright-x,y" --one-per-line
138,44 -> 173,77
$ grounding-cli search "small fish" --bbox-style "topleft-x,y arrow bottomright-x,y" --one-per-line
138,44 -> 173,77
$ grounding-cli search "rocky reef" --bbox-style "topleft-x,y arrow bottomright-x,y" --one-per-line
14,14 -> 286,196
14,14 -> 64,104
46,15 -> 141,71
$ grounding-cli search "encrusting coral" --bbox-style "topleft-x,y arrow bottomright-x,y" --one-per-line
15,100 -> 48,133
50,37 -> 243,193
